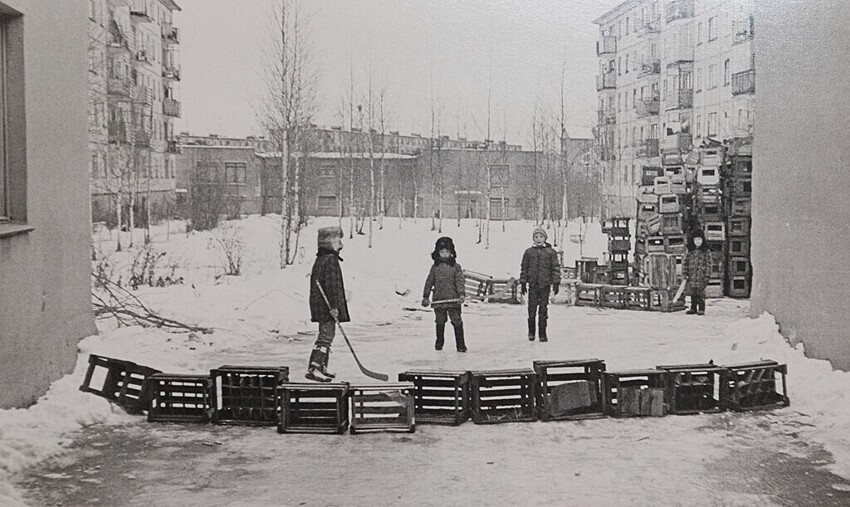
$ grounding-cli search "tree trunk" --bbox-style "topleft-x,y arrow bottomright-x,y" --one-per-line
280,129 -> 290,269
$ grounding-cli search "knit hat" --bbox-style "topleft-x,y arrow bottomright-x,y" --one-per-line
532,226 -> 547,241
431,236 -> 457,262
318,226 -> 343,250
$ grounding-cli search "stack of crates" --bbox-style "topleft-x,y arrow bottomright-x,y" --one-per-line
723,142 -> 753,298
692,146 -> 727,298
603,217 -> 631,285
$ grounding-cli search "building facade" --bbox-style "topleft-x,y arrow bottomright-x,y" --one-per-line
594,0 -> 754,217
89,0 -> 182,226
0,0 -> 97,407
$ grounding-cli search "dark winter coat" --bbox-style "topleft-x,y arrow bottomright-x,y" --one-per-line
423,259 -> 465,309
520,243 -> 561,288
683,248 -> 710,292
310,248 -> 350,323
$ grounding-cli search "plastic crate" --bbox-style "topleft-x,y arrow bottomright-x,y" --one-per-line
654,176 -> 671,195
533,359 -> 606,421
575,258 -> 599,284
638,202 -> 658,219
398,370 -> 470,425
661,213 -> 683,235
658,194 -> 679,214
145,373 -> 213,423
625,286 -> 652,310
723,361 -> 789,411
211,366 -> 289,425
602,370 -> 669,417
700,147 -> 725,167
608,236 -> 631,252
698,199 -> 724,222
664,165 -> 685,181
646,236 -> 665,253
670,180 -> 687,194
79,354 -> 161,414
665,234 -> 686,254
705,281 -> 724,299
470,369 -> 537,424
277,382 -> 350,434
657,364 -> 728,415
609,268 -> 629,286
641,166 -> 664,186
697,166 -> 721,186
350,383 -> 415,434
705,222 -> 726,242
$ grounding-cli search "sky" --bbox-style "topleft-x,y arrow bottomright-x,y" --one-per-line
175,0 -> 624,148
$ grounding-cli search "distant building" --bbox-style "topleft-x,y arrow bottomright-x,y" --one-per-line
593,0 -> 754,217
1,0 -> 96,408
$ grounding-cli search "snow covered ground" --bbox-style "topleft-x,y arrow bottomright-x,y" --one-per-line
3,215 -> 850,505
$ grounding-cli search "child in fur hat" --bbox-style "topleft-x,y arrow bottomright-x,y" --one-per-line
306,226 -> 348,382
421,236 -> 467,352
683,227 -> 710,315
519,226 -> 561,341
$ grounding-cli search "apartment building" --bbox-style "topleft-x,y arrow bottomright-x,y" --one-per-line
89,0 -> 182,226
594,0 -> 754,217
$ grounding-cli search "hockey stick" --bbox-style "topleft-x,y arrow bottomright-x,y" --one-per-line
316,281 -> 389,381
429,298 -> 463,305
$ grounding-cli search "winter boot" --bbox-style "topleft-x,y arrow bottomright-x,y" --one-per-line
453,323 -> 467,352
319,347 -> 336,379
538,317 -> 548,342
527,318 -> 536,341
305,347 -> 331,382
435,323 -> 446,351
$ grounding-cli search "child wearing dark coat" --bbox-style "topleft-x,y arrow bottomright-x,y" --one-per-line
421,237 -> 467,352
306,226 -> 349,382
683,228 -> 710,315
520,227 -> 561,341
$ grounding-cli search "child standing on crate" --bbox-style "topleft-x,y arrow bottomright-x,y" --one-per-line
683,227 -> 710,315
520,227 -> 561,342
306,226 -> 348,382
421,237 -> 467,352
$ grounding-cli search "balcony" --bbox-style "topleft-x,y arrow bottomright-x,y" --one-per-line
161,22 -> 180,44
164,98 -> 182,118
135,48 -> 153,65
596,72 -> 616,91
639,59 -> 661,77
107,77 -> 132,97
637,18 -> 661,36
637,139 -> 660,158
666,89 -> 693,110
596,35 -> 617,55
166,140 -> 180,154
732,69 -> 755,95
162,64 -> 181,81
666,0 -> 694,23
597,108 -> 616,125
665,132 -> 692,152
108,120 -> 127,144
130,1 -> 153,22
733,16 -> 754,44
636,97 -> 660,117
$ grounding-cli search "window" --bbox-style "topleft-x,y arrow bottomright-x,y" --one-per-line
490,165 -> 509,187
317,195 -> 337,211
625,54 -> 629,73
724,59 -> 730,85
632,89 -> 637,108
708,112 -> 717,136
625,17 -> 630,35
696,115 -> 702,137
319,163 -> 335,178
225,162 -> 246,184
697,22 -> 702,44
695,68 -> 702,92
708,16 -> 717,41
708,64 -> 717,89
618,57 -> 622,75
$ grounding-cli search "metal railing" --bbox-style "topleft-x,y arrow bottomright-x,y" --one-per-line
162,64 -> 181,81
636,97 -> 660,117
164,98 -> 182,118
161,22 -> 180,44
666,89 -> 693,110
639,60 -> 661,77
107,77 -> 132,97
596,35 -> 617,55
732,69 -> 755,95
596,72 -> 616,91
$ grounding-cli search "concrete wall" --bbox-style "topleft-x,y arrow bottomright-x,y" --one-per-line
0,0 -> 96,407
751,0 -> 850,370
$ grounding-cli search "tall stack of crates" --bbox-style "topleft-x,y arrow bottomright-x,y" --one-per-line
633,164 -> 687,292
723,142 -> 753,298
692,146 -> 727,298
603,217 -> 630,285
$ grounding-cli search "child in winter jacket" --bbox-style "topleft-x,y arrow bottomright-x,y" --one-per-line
421,237 -> 467,352
520,227 -> 561,341
306,226 -> 348,382
683,228 -> 710,315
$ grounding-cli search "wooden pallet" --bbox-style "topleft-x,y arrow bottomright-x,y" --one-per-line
145,373 -> 213,423
603,370 -> 669,417
470,369 -> 537,424
277,382 -> 350,434
533,359 -> 606,421
397,370 -> 470,425
79,354 -> 161,414
723,361 -> 789,411
656,363 -> 728,415
211,366 -> 289,426
350,383 -> 415,434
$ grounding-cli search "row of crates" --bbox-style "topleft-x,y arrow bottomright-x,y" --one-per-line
575,284 -> 686,312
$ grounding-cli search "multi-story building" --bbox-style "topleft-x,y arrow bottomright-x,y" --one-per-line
594,0 -> 754,217
89,0 -> 182,226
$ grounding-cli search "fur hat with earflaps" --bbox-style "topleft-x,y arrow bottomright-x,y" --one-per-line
317,226 -> 344,250
431,236 -> 457,263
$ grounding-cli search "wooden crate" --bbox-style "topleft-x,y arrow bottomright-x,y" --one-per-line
705,280 -> 724,299
654,176 -> 671,195
698,199 -> 724,222
600,285 -> 626,308
659,194 -> 679,214
728,256 -> 751,277
727,276 -> 751,298
350,383 -> 415,434
723,361 -> 789,411
79,354 -> 161,414
661,213 -> 683,235
728,217 -> 751,237
278,383 -> 350,434
697,166 -> 721,186
533,359 -> 606,421
625,287 -> 651,310
145,373 -> 213,423
642,166 -> 664,186
729,178 -> 753,197
211,366 -> 289,426
656,364 -> 728,415
608,236 -> 631,252
463,271 -> 520,303
575,283 -> 603,307
664,235 -> 686,254
470,369 -> 537,424
398,370 -> 470,425
602,370 -> 669,417
670,180 -> 687,194
650,289 -> 686,312
728,237 -> 750,257
705,222 -> 726,242
646,236 -> 665,253
608,268 -> 629,286
728,197 -> 752,217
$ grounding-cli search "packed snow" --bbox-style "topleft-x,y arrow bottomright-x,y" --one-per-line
2,215 -> 850,505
